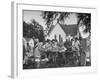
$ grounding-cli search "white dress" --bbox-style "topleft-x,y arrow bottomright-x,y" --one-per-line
34,42 -> 43,58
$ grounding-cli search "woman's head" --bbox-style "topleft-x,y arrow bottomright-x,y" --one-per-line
35,38 -> 39,43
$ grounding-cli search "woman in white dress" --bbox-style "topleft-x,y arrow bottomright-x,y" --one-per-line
34,39 -> 43,68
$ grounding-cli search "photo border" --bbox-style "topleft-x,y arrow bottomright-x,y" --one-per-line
11,1 -> 97,78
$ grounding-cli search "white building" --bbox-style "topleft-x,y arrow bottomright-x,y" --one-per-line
45,22 -> 78,42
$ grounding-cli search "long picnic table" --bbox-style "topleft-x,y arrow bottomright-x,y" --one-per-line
39,47 -> 78,65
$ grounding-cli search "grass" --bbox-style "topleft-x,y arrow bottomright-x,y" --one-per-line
23,52 -> 91,69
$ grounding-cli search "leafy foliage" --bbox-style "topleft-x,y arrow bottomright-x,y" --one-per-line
77,13 -> 91,33
42,11 -> 70,27
23,19 -> 45,42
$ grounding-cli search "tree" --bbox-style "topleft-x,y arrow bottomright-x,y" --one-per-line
23,21 -> 35,38
23,20 -> 45,42
31,19 -> 45,42
42,11 -> 70,28
77,13 -> 91,33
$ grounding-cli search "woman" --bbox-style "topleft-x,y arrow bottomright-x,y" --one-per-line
34,39 -> 43,68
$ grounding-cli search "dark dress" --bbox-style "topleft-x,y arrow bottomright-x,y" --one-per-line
64,40 -> 72,51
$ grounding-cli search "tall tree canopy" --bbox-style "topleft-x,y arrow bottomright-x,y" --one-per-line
42,11 -> 70,27
23,19 -> 45,42
77,13 -> 91,33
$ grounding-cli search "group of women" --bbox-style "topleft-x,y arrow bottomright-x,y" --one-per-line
23,35 -> 85,68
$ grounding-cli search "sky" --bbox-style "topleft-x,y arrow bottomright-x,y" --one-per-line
23,10 -> 47,29
23,10 -> 78,30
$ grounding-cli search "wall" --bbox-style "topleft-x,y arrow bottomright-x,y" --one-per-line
0,0 -> 100,80
46,23 -> 66,42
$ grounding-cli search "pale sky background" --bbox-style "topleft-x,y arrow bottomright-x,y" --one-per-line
23,10 -> 78,30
